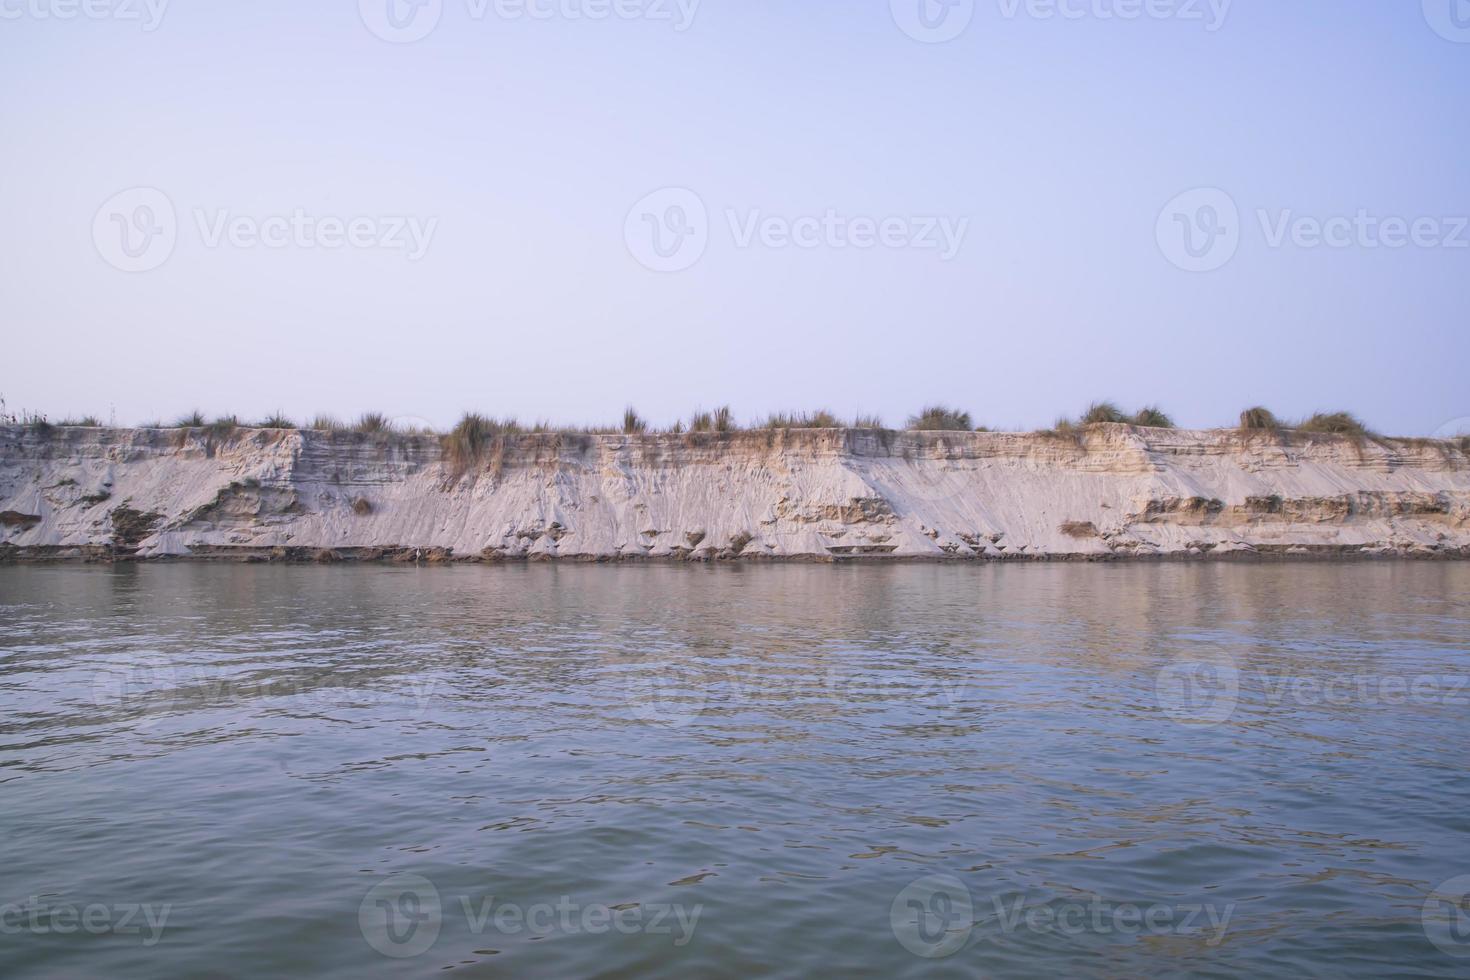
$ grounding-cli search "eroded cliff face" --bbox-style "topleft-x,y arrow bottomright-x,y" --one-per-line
2,424 -> 1468,562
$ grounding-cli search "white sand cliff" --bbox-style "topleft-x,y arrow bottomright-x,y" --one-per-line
1,424 -> 1468,562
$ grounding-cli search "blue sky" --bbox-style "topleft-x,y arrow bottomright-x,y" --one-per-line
2,1 -> 1468,433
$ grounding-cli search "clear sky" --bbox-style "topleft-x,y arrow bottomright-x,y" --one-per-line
2,0 -> 1468,434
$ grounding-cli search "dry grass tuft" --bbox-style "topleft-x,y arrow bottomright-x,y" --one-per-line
442,412 -> 524,468
1298,411 -> 1374,440
353,412 -> 393,434
1239,406 -> 1281,432
622,406 -> 647,435
1035,418 -> 1084,443
308,415 -> 345,432
762,410 -> 841,430
1081,401 -> 1128,425
1131,406 -> 1175,429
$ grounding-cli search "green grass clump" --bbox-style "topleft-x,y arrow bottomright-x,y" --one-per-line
207,416 -> 239,439
174,410 -> 206,428
258,412 -> 296,429
906,405 -> 973,431
57,416 -> 102,427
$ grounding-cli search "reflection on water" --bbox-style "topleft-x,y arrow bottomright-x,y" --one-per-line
1,563 -> 1468,977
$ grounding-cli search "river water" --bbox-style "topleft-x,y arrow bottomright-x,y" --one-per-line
2,562 -> 1468,977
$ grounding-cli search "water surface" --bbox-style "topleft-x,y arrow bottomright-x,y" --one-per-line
2,563 -> 1468,977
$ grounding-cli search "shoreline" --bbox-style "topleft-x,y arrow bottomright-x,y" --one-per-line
2,550 -> 1465,565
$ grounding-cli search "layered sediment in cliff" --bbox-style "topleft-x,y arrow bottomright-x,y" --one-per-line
2,424 -> 1468,562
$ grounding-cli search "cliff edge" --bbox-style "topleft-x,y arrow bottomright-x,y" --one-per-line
2,425 -> 1468,562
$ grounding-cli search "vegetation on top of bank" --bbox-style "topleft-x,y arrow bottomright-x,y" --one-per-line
3,393 -> 1463,446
